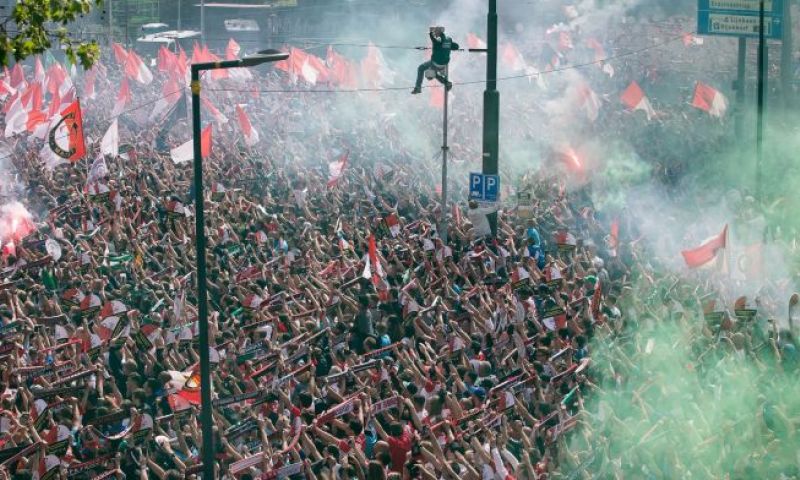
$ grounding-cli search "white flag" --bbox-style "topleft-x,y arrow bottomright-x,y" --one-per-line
88,154 -> 109,184
170,139 -> 193,164
101,119 -> 119,157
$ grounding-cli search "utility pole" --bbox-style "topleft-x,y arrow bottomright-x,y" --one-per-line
106,0 -> 114,47
780,0 -> 793,106
756,0 -> 766,202
440,67 -> 450,245
482,0 -> 499,237
735,38 -> 746,138
200,0 -> 205,44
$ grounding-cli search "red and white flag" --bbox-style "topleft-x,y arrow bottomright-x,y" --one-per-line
170,125 -> 212,164
502,43 -> 527,72
620,81 -> 655,121
327,47 -> 358,89
111,78 -> 132,117
385,213 -> 400,237
683,33 -> 704,47
100,119 -> 119,158
327,151 -> 349,187
225,38 -> 253,81
681,225 -> 727,269
362,234 -> 384,283
112,43 -> 129,65
8,64 -> 25,89
0,77 -> 16,101
125,49 -> 153,85
236,104 -> 259,146
201,96 -> 228,125
149,77 -> 182,122
691,82 -> 728,118
361,43 -> 395,88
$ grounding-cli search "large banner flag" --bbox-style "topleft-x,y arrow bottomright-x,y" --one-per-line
691,82 -> 728,118
681,225 -> 728,269
47,100 -> 86,163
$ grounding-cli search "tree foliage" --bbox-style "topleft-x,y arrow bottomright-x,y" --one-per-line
0,0 -> 103,69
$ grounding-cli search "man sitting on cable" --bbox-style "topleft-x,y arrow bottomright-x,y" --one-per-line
412,26 -> 459,95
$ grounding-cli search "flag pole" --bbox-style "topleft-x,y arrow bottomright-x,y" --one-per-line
440,66 -> 450,245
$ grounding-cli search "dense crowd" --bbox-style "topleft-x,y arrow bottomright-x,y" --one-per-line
0,14 -> 798,480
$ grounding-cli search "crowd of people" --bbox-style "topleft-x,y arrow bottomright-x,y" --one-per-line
0,10 -> 798,480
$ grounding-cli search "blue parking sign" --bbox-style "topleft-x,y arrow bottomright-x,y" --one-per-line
469,173 -> 500,202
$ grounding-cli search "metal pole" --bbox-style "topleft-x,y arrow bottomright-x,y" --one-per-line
178,0 -> 182,31
756,0 -> 765,202
780,0 -> 793,106
482,0 -> 499,237
190,65 -> 215,480
440,66 -> 449,245
108,0 -> 113,46
201,0 -> 205,44
735,37 -> 746,138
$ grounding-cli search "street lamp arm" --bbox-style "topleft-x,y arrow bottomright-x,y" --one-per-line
191,50 -> 289,73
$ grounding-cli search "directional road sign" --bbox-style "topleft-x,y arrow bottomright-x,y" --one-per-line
697,0 -> 783,39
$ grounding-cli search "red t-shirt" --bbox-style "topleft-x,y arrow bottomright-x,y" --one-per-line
387,430 -> 412,472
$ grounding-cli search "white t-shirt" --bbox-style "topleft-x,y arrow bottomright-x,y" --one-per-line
468,206 -> 497,237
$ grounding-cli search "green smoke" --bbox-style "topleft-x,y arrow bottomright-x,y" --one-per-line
564,275 -> 800,479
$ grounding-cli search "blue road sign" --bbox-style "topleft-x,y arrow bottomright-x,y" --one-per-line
469,173 -> 500,202
697,0 -> 784,39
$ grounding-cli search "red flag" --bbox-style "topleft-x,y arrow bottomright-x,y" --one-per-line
681,225 -> 727,268
467,33 -> 487,51
326,47 -> 357,88
201,125 -> 212,157
112,43 -> 128,65
691,81 -> 728,118
157,46 -> 178,74
226,38 -> 241,60
368,234 -> 381,285
609,219 -> 619,254
502,43 -> 526,71
125,50 -> 153,85
9,63 -> 25,88
50,100 -> 86,162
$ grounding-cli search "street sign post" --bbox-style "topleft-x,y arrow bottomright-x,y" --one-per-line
697,0 -> 783,39
469,173 -> 500,202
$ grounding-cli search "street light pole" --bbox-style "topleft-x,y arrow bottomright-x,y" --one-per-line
189,64 -> 212,480
191,50 -> 288,480
756,0 -> 765,202
482,0 -> 500,237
